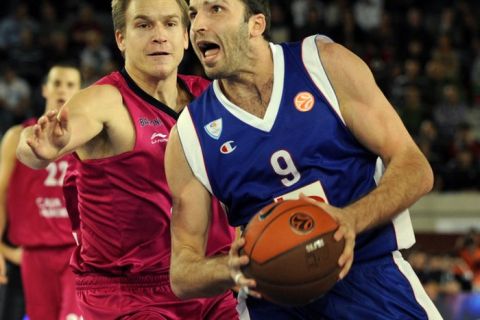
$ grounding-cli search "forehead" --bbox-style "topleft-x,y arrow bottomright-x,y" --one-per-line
189,0 -> 240,9
47,68 -> 81,83
127,0 -> 182,18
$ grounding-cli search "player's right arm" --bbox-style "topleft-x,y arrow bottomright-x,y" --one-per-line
166,126 -> 256,299
16,85 -> 122,169
0,126 -> 23,282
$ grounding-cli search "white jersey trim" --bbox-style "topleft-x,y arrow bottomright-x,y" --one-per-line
392,251 -> 443,320
176,108 -> 213,194
302,35 -> 345,125
212,43 -> 284,133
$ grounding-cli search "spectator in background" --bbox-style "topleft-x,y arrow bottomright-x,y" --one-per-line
441,149 -> 479,191
398,85 -> 429,136
290,0 -> 323,30
0,66 -> 31,133
8,28 -> 45,85
433,83 -> 468,139
294,5 -> 324,41
390,59 -> 426,106
0,3 -> 38,51
269,2 -> 291,43
68,3 -> 104,51
353,0 -> 383,33
448,123 -> 480,165
423,59 -> 449,107
431,34 -> 460,83
456,229 -> 480,290
79,29 -> 112,78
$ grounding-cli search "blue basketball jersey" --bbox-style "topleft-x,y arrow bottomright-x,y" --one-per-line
177,35 -> 415,261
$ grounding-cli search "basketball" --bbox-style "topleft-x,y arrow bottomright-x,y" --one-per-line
241,198 -> 345,306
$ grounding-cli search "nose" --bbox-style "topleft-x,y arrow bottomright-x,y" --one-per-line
190,11 -> 207,35
152,23 -> 168,43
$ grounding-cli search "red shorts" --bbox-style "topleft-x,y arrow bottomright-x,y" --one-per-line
21,245 -> 81,320
75,274 -> 238,320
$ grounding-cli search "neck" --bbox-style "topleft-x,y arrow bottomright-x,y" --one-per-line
219,41 -> 274,118
125,65 -> 184,112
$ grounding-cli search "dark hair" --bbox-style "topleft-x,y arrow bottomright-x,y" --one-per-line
240,0 -> 271,40
43,62 -> 82,84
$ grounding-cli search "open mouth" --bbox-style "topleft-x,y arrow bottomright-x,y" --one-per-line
147,51 -> 169,56
57,98 -> 66,106
197,41 -> 220,58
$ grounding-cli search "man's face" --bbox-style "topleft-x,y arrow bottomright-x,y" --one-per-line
188,0 -> 251,79
116,0 -> 188,80
42,67 -> 81,110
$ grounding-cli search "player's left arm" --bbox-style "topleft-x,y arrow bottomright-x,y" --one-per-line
314,39 -> 433,277
0,126 -> 24,283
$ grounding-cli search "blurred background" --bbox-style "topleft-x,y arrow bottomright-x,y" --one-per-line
0,0 -> 479,319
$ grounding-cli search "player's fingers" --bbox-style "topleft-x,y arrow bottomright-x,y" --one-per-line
228,254 -> 249,270
229,238 -> 245,257
58,108 -> 69,129
233,272 -> 256,289
46,109 -> 58,119
239,286 -> 262,299
338,255 -> 354,280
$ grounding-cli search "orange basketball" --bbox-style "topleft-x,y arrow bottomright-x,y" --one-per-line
241,198 -> 344,306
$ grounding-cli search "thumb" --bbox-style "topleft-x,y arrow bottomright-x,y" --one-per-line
57,108 -> 69,131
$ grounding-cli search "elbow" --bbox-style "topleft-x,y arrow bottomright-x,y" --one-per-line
170,270 -> 193,300
420,157 -> 434,195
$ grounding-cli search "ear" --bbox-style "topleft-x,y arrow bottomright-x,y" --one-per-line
41,84 -> 47,99
183,28 -> 189,50
115,30 -> 126,54
249,13 -> 266,38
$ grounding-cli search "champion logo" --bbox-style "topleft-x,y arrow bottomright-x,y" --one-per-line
204,118 -> 223,140
151,132 -> 168,144
220,140 -> 237,154
294,91 -> 315,112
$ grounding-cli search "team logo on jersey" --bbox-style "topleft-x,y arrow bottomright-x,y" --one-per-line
220,140 -> 237,154
151,132 -> 168,144
204,118 -> 223,140
294,91 -> 315,112
139,117 -> 163,127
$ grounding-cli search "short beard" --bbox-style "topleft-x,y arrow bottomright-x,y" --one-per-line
204,23 -> 250,80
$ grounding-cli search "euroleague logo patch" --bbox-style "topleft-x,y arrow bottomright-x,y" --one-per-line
294,91 -> 315,112
289,212 -> 315,234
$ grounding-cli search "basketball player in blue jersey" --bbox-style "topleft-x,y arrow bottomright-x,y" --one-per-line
165,0 -> 442,319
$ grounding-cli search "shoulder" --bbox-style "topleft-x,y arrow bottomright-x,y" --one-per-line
2,125 -> 22,144
0,125 -> 22,155
178,74 -> 211,98
315,37 -> 376,103
68,84 -> 123,111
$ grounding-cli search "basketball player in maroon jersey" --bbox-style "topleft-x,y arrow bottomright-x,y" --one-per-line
17,0 -> 238,319
0,64 -> 82,320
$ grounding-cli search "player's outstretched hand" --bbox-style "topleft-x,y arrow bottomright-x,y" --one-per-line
26,109 -> 71,161
228,237 -> 261,298
300,195 -> 356,280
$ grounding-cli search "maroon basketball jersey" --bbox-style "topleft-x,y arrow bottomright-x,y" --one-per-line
7,119 -> 75,247
69,70 -> 234,275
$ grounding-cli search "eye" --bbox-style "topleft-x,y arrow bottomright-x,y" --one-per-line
137,22 -> 149,29
189,11 -> 197,20
212,5 -> 222,13
167,20 -> 178,27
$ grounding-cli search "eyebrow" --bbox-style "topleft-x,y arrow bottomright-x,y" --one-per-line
133,14 -> 180,21
189,0 -> 223,10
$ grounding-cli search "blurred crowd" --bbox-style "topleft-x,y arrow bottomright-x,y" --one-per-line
407,229 -> 480,299
0,0 -> 480,190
